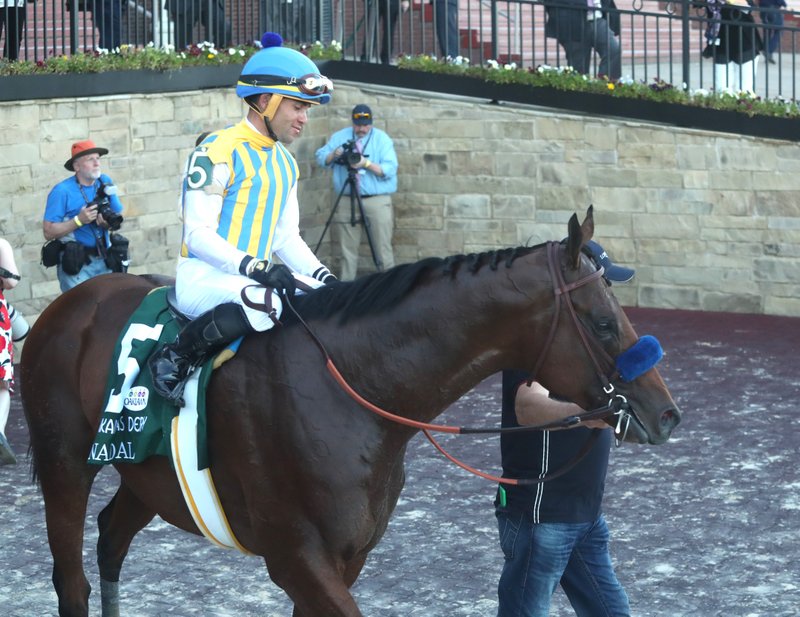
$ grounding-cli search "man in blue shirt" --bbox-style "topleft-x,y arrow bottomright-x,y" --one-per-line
315,104 -> 399,280
43,140 -> 125,292
495,240 -> 634,617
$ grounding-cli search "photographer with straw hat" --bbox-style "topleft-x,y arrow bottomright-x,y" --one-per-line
43,139 -> 125,292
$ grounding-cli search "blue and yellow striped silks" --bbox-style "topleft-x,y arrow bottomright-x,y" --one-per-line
183,120 -> 299,260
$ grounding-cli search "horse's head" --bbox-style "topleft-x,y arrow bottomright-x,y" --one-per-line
530,206 -> 681,445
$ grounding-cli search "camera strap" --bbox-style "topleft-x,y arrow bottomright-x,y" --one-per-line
76,176 -> 109,255
76,175 -> 96,206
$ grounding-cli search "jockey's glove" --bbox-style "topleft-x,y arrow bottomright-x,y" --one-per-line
240,256 -> 296,298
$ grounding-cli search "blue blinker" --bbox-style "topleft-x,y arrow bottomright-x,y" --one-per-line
615,335 -> 663,382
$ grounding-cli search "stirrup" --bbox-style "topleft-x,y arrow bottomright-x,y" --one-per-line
152,367 -> 195,407
156,380 -> 189,408
149,349 -> 196,407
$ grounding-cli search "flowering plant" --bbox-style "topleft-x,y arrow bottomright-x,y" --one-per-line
3,41 -> 796,119
397,54 -> 800,119
0,39 -> 343,76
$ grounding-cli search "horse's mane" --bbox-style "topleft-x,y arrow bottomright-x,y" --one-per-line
285,244 -> 543,325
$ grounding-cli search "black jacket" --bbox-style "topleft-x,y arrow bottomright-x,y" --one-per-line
544,0 -> 621,43
707,4 -> 764,63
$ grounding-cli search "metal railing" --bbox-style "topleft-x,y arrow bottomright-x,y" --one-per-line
1,0 -> 798,101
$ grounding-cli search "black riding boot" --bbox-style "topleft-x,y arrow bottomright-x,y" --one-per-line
148,303 -> 252,406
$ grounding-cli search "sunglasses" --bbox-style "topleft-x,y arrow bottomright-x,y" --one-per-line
240,73 -> 334,96
353,112 -> 371,119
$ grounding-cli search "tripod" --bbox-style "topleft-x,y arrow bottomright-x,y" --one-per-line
315,166 -> 383,272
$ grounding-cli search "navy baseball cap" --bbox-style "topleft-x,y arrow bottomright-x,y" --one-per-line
585,240 -> 635,283
352,104 -> 373,126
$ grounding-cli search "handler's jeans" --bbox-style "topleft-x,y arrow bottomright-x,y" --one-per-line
496,511 -> 630,617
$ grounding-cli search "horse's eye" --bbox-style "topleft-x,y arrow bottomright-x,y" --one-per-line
594,319 -> 616,339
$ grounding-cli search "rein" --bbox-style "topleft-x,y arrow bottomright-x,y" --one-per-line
283,242 -> 630,485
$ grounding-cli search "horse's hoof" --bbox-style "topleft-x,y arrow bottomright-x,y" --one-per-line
0,432 -> 17,465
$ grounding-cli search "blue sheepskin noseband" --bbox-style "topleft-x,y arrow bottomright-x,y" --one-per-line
615,335 -> 663,382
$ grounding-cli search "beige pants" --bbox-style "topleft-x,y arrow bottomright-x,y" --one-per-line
333,193 -> 395,281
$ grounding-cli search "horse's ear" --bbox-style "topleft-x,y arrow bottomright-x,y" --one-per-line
566,206 -> 595,270
580,205 -> 595,245
566,214 -> 582,270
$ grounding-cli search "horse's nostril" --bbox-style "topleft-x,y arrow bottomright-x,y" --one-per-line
660,409 -> 680,430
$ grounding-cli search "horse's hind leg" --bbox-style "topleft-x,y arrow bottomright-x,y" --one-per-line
96,482 -> 156,617
35,452 -> 100,617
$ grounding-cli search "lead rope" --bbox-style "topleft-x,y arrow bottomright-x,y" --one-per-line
279,250 -> 622,485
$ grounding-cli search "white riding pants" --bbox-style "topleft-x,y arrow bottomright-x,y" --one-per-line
175,258 -> 282,332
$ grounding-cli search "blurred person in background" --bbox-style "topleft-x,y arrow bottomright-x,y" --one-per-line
758,0 -> 787,64
0,0 -> 27,60
0,237 -> 21,465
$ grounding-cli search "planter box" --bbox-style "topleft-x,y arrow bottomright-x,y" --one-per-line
320,60 -> 800,142
4,59 -> 798,141
0,64 -> 242,102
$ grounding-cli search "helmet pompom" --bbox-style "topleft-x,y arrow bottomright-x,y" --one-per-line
261,32 -> 283,49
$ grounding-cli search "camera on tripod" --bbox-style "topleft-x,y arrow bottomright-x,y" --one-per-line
334,140 -> 363,169
90,181 -> 124,231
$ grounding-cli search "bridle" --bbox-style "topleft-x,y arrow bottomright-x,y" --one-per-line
284,240 -> 635,485
532,241 -> 635,445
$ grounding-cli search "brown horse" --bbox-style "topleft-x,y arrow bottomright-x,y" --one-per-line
21,208 -> 680,617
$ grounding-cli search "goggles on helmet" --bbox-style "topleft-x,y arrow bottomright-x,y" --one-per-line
238,73 -> 333,97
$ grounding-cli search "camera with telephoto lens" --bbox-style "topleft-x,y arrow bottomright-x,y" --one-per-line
90,181 -> 124,231
334,140 -> 363,169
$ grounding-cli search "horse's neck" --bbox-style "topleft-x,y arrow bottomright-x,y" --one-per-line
330,255 -> 552,424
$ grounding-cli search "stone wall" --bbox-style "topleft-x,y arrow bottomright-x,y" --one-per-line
1,82 -> 799,331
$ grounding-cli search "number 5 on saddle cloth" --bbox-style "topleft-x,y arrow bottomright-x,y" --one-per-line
88,286 -> 251,552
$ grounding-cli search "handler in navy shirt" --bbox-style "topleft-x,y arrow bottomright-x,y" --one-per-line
495,240 -> 635,617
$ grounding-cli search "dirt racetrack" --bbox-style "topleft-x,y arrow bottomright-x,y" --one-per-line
1,307 -> 798,616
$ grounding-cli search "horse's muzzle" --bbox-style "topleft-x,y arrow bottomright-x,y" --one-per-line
623,403 -> 681,445
645,405 -> 681,445
657,406 -> 681,440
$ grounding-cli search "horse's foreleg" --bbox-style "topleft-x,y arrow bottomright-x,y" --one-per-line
274,552 -> 364,617
96,483 -> 156,617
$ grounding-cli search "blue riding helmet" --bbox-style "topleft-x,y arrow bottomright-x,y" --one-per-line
236,33 -> 333,105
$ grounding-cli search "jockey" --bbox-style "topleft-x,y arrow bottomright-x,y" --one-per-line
149,33 -> 337,405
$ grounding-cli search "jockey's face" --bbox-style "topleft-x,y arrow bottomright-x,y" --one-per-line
271,97 -> 312,144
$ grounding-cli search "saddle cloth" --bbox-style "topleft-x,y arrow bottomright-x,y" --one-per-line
88,286 -> 251,553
